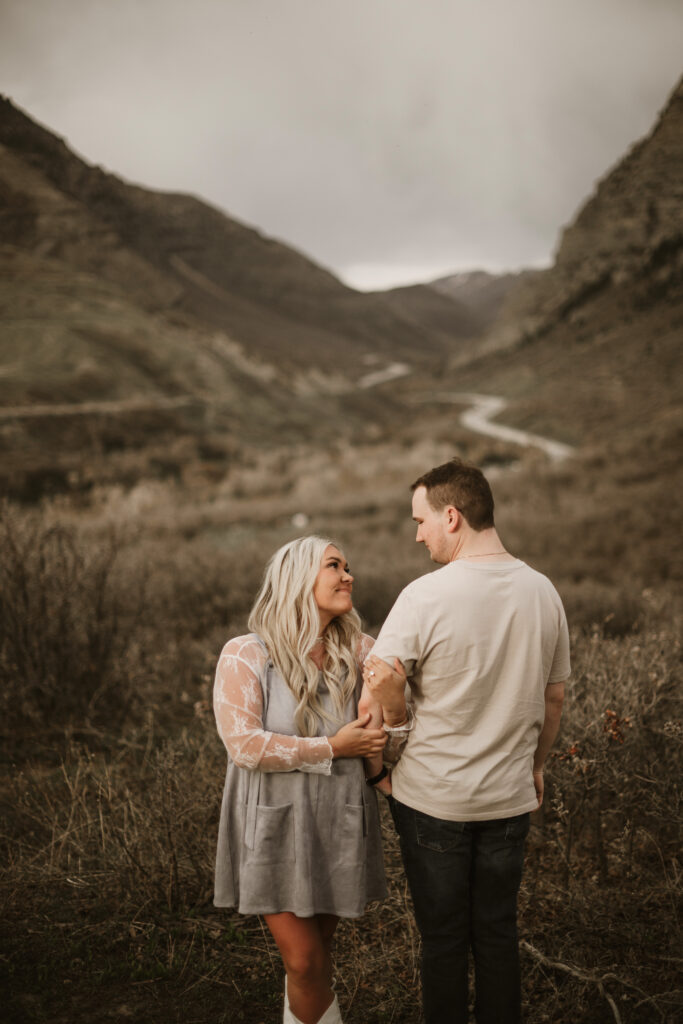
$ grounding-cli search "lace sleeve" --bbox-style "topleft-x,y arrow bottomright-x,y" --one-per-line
383,703 -> 415,765
356,632 -> 376,670
213,636 -> 333,774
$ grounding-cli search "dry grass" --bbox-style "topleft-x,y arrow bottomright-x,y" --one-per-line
1,461 -> 681,1022
520,617 -> 682,1023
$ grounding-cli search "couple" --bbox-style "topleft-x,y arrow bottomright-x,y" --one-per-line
213,458 -> 570,1024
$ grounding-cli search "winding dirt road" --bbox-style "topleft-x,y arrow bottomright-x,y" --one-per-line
435,392 -> 574,462
0,379 -> 574,465
0,395 -> 199,419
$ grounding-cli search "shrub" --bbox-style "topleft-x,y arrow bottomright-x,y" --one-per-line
0,507 -> 145,736
520,609 -> 682,1022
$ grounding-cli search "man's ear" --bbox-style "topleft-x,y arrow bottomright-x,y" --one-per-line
445,506 -> 460,533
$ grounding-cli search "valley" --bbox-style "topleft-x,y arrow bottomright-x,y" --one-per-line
0,77 -> 681,1024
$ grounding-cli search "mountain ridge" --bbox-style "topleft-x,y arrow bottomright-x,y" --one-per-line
0,96 -> 478,385
2,81 -> 682,504
476,76 -> 683,358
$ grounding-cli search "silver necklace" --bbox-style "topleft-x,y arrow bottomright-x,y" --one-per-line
454,550 -> 508,560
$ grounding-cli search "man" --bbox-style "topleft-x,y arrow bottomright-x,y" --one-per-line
364,457 -> 569,1024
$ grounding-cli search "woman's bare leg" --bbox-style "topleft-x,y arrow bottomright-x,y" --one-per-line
265,911 -> 339,1024
317,912 -> 339,987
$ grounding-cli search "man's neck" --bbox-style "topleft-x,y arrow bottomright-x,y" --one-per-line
448,528 -> 513,563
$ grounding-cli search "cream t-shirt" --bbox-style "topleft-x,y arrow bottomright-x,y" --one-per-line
372,559 -> 570,822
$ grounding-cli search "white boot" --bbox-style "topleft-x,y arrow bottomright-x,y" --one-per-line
283,980 -> 343,1024
283,978 -> 299,1024
316,993 -> 343,1023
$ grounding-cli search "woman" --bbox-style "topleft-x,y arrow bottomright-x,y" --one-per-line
213,536 -> 408,1024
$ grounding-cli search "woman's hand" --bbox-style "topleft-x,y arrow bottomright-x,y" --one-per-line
329,713 -> 388,759
363,655 -> 408,725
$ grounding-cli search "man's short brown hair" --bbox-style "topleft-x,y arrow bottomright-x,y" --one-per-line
411,458 -> 495,531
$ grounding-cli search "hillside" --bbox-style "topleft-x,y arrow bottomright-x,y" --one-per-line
476,76 -> 683,360
2,80 -> 682,509
2,81 -> 682,1024
371,281 -> 485,364
0,97 -> 485,498
411,78 -> 683,593
430,269 -> 531,334
0,96 -> 475,389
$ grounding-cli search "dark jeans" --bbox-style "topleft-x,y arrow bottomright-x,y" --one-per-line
389,797 -> 530,1024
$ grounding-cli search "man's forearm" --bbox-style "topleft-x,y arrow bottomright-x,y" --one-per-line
533,682 -> 566,772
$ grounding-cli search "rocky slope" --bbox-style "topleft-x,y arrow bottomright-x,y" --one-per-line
2,80 -> 681,503
0,96 -> 487,497
478,76 -> 683,357
445,77 -> 683,461
0,97 -> 475,391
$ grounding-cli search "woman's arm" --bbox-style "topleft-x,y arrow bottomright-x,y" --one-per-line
362,652 -> 409,726
214,637 -> 333,773
214,636 -> 386,773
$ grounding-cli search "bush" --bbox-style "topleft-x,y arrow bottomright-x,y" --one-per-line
0,508 -> 145,737
559,580 -> 644,637
520,609 -> 682,1022
0,510 -> 265,751
1,493 -> 681,1022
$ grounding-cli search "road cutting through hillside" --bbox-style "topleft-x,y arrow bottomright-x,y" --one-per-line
0,382 -> 574,463
0,395 -> 200,419
431,392 -> 574,462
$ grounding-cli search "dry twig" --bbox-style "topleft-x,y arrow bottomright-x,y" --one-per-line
521,941 -> 667,1023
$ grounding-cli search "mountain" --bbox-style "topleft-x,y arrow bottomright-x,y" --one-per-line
0,96 -> 476,393
370,270 -> 542,367
369,281 -> 483,356
2,80 -> 681,507
430,270 -> 531,334
449,77 -> 682,453
477,76 -> 683,359
0,96 -> 490,498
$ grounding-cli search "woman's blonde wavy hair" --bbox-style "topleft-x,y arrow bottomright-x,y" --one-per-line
247,535 -> 361,737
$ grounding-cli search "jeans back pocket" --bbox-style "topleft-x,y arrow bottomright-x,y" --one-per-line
415,810 -> 466,853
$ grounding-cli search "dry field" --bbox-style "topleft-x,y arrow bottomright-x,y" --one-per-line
1,430 -> 681,1024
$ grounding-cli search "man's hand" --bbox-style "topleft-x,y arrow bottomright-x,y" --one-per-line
363,655 -> 408,726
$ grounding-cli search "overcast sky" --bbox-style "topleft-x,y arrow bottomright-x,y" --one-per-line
2,0 -> 682,289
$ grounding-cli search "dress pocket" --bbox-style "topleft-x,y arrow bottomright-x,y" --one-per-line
334,803 -> 365,864
250,803 -> 295,865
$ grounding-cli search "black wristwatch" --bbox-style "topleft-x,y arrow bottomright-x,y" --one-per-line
366,765 -> 389,787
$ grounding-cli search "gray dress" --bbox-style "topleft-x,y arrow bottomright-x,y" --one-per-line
214,636 -> 387,918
